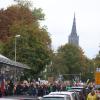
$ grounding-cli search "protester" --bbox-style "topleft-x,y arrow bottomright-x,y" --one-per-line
1,79 -> 5,96
0,86 -> 2,97
87,89 -> 98,100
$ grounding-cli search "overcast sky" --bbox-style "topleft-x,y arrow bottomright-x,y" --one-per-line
0,0 -> 100,59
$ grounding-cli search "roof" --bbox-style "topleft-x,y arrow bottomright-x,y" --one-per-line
68,89 -> 82,92
0,54 -> 30,69
49,91 -> 74,95
43,94 -> 66,98
0,54 -> 9,59
49,91 -> 78,100
43,94 -> 71,100
71,86 -> 83,89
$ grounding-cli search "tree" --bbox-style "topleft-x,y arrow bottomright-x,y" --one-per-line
82,57 -> 94,81
0,0 -> 53,77
52,44 -> 87,80
94,51 -> 100,68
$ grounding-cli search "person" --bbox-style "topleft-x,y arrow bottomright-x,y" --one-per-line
1,79 -> 5,96
0,86 -> 2,97
87,89 -> 98,100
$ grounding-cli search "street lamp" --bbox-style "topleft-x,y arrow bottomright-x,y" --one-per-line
15,35 -> 20,62
14,35 -> 21,82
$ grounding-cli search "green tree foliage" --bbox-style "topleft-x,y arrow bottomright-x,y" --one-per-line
14,0 -> 32,8
82,58 -> 94,81
94,51 -> 100,68
52,44 -> 87,80
52,51 -> 68,75
0,0 -> 52,76
32,8 -> 45,20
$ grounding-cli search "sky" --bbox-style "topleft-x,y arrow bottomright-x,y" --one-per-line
0,0 -> 100,59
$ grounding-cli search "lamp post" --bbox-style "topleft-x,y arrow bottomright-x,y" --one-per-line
14,35 -> 20,82
15,35 -> 20,62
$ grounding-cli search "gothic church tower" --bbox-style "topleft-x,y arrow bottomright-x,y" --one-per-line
68,14 -> 79,46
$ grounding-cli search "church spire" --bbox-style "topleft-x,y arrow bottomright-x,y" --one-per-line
71,13 -> 77,35
68,13 -> 79,46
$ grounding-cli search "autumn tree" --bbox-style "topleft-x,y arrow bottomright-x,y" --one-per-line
0,0 -> 52,77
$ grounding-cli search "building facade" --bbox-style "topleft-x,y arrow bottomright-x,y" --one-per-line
68,14 -> 79,46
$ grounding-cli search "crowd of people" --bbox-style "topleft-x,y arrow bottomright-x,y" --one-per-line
0,79 -> 73,96
0,79 -> 99,100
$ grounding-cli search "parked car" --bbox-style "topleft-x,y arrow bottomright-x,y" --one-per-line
68,89 -> 85,100
71,86 -> 89,97
49,91 -> 80,100
71,86 -> 84,91
94,85 -> 100,99
42,94 -> 71,100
